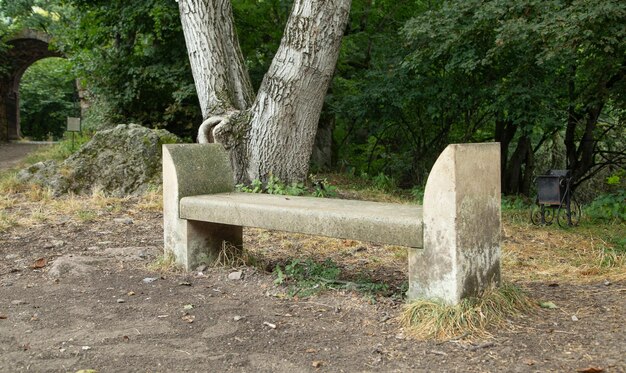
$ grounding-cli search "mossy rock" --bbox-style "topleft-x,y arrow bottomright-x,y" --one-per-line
18,123 -> 182,197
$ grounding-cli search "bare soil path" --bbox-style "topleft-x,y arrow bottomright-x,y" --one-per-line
0,203 -> 624,372
0,144 -> 624,372
0,142 -> 52,171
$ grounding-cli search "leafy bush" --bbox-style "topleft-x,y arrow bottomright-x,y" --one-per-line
584,190 -> 626,223
501,195 -> 531,211
19,58 -> 79,141
410,186 -> 424,203
372,172 -> 397,192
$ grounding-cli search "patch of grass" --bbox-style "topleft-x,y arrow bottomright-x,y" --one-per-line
23,132 -> 92,164
272,258 -> 392,298
134,186 -> 163,212
89,189 -> 128,212
318,172 -> 412,203
597,244 -> 626,268
76,209 -> 97,222
149,250 -> 182,272
24,184 -> 53,202
401,283 -> 535,341
29,206 -> 49,223
0,171 -> 26,195
0,211 -> 18,232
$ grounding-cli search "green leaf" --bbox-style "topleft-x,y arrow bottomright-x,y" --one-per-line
539,301 -> 558,309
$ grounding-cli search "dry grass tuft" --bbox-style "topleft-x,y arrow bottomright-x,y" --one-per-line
400,283 -> 535,341
211,241 -> 256,268
0,172 -> 27,195
134,186 -> 163,212
149,250 -> 183,272
502,221 -> 626,283
0,211 -> 18,231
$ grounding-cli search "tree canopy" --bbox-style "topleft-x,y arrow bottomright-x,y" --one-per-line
1,0 -> 623,195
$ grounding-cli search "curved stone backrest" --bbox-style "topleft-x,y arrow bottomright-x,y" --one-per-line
163,144 -> 239,268
408,143 -> 501,304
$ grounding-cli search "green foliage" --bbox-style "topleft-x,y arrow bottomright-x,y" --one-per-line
53,0 -> 202,138
584,190 -> 626,223
332,0 -> 625,193
501,196 -> 531,211
0,0 -> 61,33
311,177 -> 337,198
272,258 -> 388,298
19,58 -> 78,140
236,175 -> 334,198
232,0 -> 293,90
371,172 -> 397,193
410,186 -> 424,203
329,0 -> 434,185
266,174 -> 286,195
607,175 -> 620,185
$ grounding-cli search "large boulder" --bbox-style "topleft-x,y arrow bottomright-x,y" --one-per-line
17,123 -> 181,196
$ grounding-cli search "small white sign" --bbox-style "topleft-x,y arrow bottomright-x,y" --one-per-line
67,117 -> 81,132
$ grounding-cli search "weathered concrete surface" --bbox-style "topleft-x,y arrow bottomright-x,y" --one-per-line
407,143 -> 501,304
181,193 -> 423,247
163,144 -> 241,269
164,142 -> 501,304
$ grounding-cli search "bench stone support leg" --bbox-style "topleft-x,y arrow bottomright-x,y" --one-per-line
408,143 -> 501,305
163,144 -> 242,269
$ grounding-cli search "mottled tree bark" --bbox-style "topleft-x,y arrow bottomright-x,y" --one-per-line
178,0 -> 254,117
179,0 -> 351,183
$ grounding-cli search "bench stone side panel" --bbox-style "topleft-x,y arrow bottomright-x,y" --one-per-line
407,143 -> 501,304
163,144 -> 242,269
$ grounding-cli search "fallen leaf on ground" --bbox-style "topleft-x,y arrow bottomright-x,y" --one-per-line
577,368 -> 604,373
32,258 -> 47,269
539,301 -> 558,309
263,321 -> 277,329
182,315 -> 195,323
312,361 -> 323,368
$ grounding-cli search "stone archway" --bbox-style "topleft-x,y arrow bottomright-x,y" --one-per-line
1,29 -> 62,142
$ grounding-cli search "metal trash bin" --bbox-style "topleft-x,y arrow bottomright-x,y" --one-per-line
536,170 -> 570,206
531,170 -> 581,227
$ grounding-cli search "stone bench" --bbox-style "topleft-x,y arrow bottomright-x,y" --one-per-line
163,143 -> 501,305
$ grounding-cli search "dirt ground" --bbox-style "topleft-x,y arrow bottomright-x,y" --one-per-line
0,145 -> 624,372
0,142 -> 50,171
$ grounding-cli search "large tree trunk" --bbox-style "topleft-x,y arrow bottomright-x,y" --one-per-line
178,0 -> 254,117
179,0 -> 352,184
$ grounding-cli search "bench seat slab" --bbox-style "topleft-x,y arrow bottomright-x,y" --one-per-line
180,193 -> 423,248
